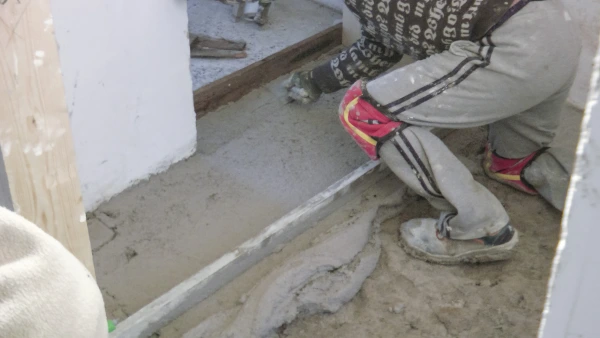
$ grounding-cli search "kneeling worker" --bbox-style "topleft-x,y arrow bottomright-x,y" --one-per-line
284,0 -> 580,264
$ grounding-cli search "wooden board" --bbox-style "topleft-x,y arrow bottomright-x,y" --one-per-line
190,33 -> 246,51
111,160 -> 389,338
0,0 -> 95,275
194,23 -> 342,118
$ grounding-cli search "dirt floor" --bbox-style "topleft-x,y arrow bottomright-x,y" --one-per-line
90,63 -> 368,322
91,21 -> 583,332
158,102 -> 581,337
281,127 -> 565,338
156,99 -> 581,337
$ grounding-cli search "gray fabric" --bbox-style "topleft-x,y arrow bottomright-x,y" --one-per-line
488,75 -> 576,159
366,1 -> 580,127
488,69 -> 577,210
310,32 -> 402,93
310,0 -> 513,94
380,127 -> 509,240
524,150 -> 573,210
360,0 -> 580,238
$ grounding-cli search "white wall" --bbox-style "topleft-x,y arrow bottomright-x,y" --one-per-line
538,39 -> 600,338
50,0 -> 197,211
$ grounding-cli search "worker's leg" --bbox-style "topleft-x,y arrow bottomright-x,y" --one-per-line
525,150 -> 573,210
340,78 -> 517,263
377,127 -> 517,263
379,126 -> 510,239
488,82 -> 576,210
364,0 -> 579,207
341,0 -> 579,262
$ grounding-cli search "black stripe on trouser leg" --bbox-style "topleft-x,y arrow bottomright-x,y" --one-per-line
374,124 -> 409,158
436,212 -> 457,239
390,138 -> 443,198
383,44 -> 485,110
484,36 -> 494,61
397,131 -> 442,196
387,42 -> 494,116
383,54 -> 482,110
485,35 -> 495,48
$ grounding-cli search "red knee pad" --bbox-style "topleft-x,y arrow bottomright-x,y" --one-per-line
339,80 -> 403,160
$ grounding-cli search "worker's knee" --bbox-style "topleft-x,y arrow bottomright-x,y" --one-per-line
338,81 -> 363,117
338,81 -> 406,160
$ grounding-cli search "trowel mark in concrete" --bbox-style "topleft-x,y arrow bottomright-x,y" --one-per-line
184,203 -> 404,338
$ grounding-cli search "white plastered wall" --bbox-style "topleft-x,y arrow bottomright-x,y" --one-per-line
50,0 -> 197,211
538,37 -> 600,338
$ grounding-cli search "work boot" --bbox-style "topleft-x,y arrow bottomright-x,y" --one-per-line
482,144 -> 546,195
254,0 -> 272,26
399,218 -> 519,265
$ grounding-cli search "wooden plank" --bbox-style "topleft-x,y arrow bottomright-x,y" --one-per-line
194,23 -> 342,118
111,160 -> 388,338
190,34 -> 246,51
191,49 -> 248,59
0,151 -> 13,210
0,0 -> 95,275
109,128 -> 455,337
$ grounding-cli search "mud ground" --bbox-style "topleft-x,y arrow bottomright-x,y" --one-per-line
160,101 -> 580,337
167,101 -> 580,337
282,126 -> 568,338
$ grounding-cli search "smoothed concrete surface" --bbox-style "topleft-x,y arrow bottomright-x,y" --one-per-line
164,104 -> 583,337
92,89 -> 582,328
92,72 -> 368,320
188,0 -> 341,90
184,207 -> 384,338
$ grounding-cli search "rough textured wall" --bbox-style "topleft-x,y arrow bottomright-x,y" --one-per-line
539,39 -> 599,338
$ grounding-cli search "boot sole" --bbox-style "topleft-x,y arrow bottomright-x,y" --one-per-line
399,231 -> 519,265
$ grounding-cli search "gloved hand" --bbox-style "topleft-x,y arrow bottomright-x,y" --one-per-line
282,71 -> 322,104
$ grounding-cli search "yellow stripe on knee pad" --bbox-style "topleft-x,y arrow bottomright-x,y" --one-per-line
343,97 -> 377,146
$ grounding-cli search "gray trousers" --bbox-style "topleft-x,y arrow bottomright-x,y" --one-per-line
366,0 -> 580,239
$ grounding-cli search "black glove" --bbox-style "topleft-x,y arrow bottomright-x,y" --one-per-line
282,71 -> 322,104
